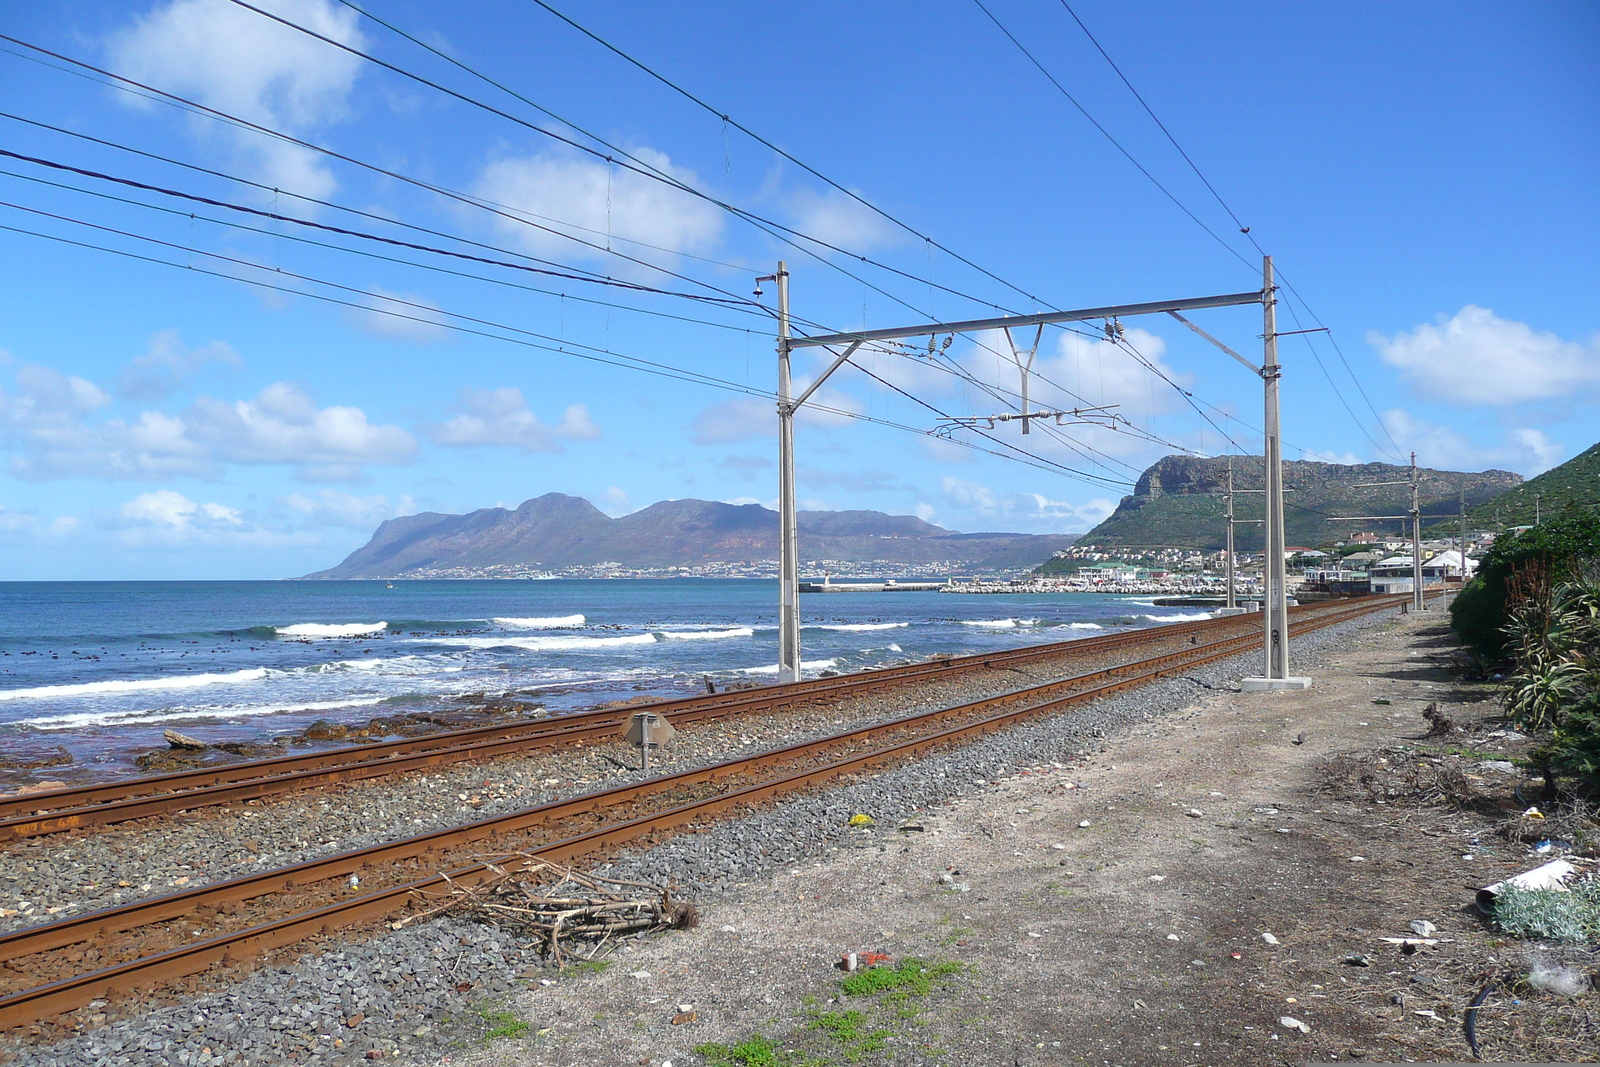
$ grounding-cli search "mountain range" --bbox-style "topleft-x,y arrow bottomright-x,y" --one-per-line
1074,455 -> 1524,551
306,495 -> 1080,578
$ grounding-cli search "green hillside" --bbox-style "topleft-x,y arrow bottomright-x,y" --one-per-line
1070,454 -> 1522,552
1455,441 -> 1600,530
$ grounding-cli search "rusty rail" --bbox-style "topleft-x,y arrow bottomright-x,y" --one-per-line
0,600 -> 1369,840
0,595 -> 1408,1029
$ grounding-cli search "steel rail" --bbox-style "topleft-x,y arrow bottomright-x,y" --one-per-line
0,604 -> 1327,838
0,614 -> 1298,960
0,597 -> 1405,1028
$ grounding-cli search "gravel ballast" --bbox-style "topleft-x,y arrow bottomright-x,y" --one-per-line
5,607 -> 1394,1067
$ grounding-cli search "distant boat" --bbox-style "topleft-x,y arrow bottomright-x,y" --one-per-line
385,582 -> 394,589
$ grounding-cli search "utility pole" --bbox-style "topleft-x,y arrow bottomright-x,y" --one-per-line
773,262 -> 800,683
1459,484 -> 1469,591
1409,452 -> 1424,611
1244,255 -> 1304,689
1225,456 -> 1237,611
1536,493 -> 1541,525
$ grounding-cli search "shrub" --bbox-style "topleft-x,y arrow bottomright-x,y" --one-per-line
1452,509 -> 1600,659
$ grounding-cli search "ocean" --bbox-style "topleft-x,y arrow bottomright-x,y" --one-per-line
0,580 -> 1211,783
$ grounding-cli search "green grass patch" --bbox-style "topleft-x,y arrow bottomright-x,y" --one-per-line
564,959 -> 610,977
809,1010 -> 891,1062
476,1005 -> 531,1041
841,958 -> 961,999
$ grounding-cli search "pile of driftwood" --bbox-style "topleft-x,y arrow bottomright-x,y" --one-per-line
402,859 -> 698,967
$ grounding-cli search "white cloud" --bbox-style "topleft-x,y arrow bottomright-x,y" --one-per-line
117,330 -> 242,400
427,389 -> 601,453
914,502 -> 936,522
688,388 -> 860,445
285,488 -> 393,527
1,367 -> 414,482
108,0 -> 365,199
787,187 -> 900,251
352,288 -> 448,342
599,486 -> 631,516
120,489 -> 241,531
941,476 -> 997,512
1381,408 -> 1565,476
1369,305 -> 1600,406
1300,448 -> 1362,465
184,382 -> 417,475
940,475 -> 1114,532
475,148 -> 723,262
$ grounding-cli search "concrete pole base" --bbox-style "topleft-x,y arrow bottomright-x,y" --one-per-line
1241,676 -> 1313,691
1213,607 -> 1248,617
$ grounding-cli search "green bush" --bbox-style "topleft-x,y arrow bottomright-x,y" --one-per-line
1451,509 -> 1600,659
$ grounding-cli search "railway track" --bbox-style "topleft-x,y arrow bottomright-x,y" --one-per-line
0,598 -> 1393,843
0,595 -> 1413,1030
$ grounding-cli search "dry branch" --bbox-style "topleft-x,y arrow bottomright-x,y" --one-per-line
402,858 -> 698,968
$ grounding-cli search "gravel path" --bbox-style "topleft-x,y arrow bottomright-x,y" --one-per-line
4,608 -> 1392,1067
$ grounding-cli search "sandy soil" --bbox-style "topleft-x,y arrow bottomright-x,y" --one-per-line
435,609 -> 1594,1067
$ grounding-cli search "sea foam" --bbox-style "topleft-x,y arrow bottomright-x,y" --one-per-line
16,696 -> 382,731
425,633 -> 659,651
736,658 -> 837,675
493,615 -> 585,628
276,622 -> 387,638
0,668 -> 269,702
814,623 -> 908,632
655,627 -> 754,641
961,618 -> 1042,629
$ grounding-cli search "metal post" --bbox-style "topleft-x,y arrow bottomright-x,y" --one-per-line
775,262 -> 800,684
1261,256 -> 1291,680
1460,484 -> 1468,592
1225,457 -> 1237,610
1408,452 -> 1424,610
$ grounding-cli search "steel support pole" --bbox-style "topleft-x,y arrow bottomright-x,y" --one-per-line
1225,457 -> 1237,610
1410,452 -> 1424,611
775,262 -> 800,684
1261,257 -> 1291,680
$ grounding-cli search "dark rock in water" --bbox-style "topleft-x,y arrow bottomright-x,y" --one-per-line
0,744 -> 74,769
304,719 -> 350,741
215,741 -> 271,757
136,749 -> 206,773
163,729 -> 208,751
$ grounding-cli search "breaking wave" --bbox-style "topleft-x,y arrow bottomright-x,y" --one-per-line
1142,613 -> 1209,622
493,615 -> 585,629
0,668 -> 269,702
960,618 -> 1042,629
1068,622 -> 1103,630
424,633 -> 659,651
655,627 -> 754,641
736,658 -> 838,675
15,696 -> 383,731
276,622 -> 387,638
813,623 -> 908,632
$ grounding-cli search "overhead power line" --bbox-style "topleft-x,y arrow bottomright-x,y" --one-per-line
0,204 -> 1135,490
0,147 -> 753,307
0,165 -> 766,337
513,0 -> 1058,311
219,2 -> 1036,321
0,34 -> 766,309
1046,1 -> 1405,461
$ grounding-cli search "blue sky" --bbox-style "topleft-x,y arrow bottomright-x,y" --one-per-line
0,0 -> 1596,579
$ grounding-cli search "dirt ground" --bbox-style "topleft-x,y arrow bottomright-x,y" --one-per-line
439,609 -> 1597,1067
